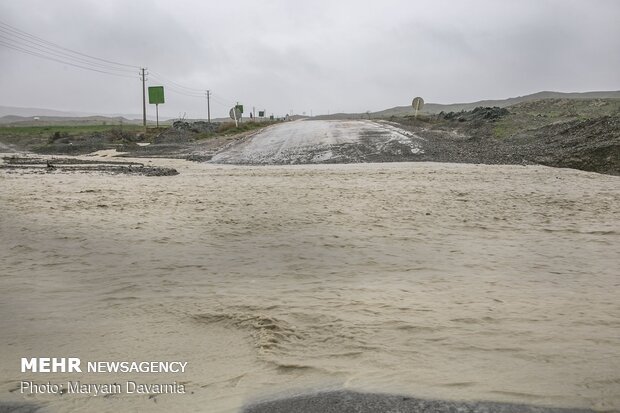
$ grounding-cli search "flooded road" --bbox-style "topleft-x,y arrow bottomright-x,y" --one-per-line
1,159 -> 619,412
211,120 -> 424,164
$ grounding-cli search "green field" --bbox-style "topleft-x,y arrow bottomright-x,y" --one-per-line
0,124 -> 146,148
0,120 -> 281,154
0,124 -> 146,137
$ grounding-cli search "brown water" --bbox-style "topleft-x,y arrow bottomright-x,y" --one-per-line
1,158 -> 619,412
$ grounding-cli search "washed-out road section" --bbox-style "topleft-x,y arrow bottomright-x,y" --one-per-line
210,119 -> 424,164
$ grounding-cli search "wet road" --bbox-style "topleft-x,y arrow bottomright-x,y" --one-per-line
210,119 -> 425,164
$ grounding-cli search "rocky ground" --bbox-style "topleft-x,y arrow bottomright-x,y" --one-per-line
390,100 -> 620,175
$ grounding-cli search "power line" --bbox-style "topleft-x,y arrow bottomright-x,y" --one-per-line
153,81 -> 204,98
0,39 -> 136,79
149,71 -> 205,93
149,71 -> 237,106
0,32 -> 136,74
0,19 -> 139,70
148,78 -> 204,97
211,93 -> 235,107
0,19 -> 139,79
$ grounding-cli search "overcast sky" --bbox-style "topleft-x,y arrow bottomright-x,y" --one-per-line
1,0 -> 619,119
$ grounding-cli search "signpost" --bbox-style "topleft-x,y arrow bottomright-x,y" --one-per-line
229,106 -> 241,127
412,96 -> 424,119
148,86 -> 165,127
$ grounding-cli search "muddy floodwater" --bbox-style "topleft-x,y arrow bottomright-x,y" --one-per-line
1,158 -> 619,413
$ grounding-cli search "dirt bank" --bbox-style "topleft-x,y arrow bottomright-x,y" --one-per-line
390,101 -> 620,175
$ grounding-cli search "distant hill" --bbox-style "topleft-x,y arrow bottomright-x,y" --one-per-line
4,91 -> 620,124
372,90 -> 620,118
0,105 -> 90,118
0,105 -> 157,123
0,115 -> 142,126
311,91 -> 620,120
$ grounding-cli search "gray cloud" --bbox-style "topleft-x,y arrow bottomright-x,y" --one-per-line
1,0 -> 619,118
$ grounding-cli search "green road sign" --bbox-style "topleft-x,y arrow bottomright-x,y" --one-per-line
148,86 -> 165,104
235,104 -> 244,114
258,111 -> 265,117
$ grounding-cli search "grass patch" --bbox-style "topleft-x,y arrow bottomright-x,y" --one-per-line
216,121 -> 277,136
184,122 -> 273,141
492,120 -> 518,139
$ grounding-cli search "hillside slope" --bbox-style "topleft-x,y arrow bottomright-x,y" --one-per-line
375,90 -> 620,117
390,98 -> 620,175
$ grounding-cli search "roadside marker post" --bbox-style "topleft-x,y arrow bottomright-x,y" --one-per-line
206,90 -> 211,123
412,96 -> 424,119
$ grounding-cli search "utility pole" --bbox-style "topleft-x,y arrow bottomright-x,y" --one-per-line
206,90 -> 211,123
140,68 -> 147,129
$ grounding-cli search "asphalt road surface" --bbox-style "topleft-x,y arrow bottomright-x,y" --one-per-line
243,391 -> 596,413
210,119 -> 425,164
